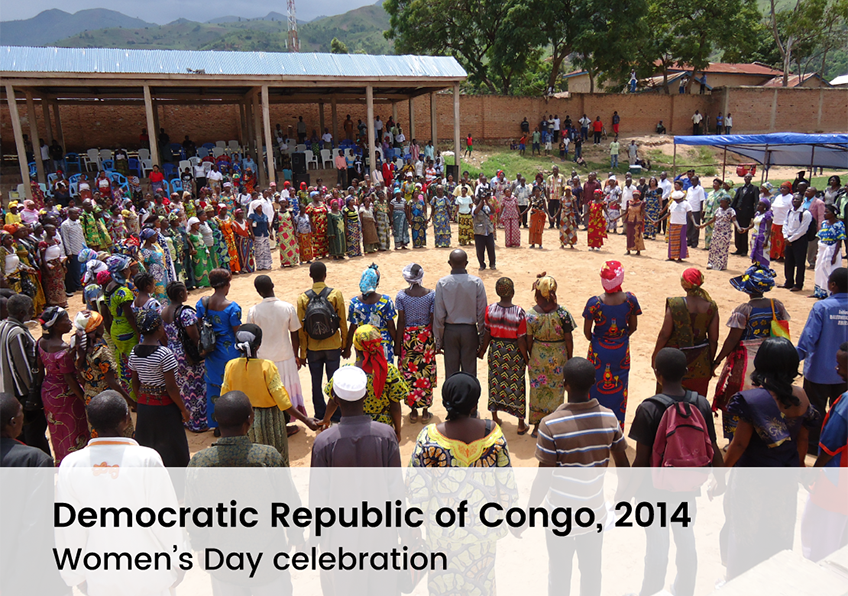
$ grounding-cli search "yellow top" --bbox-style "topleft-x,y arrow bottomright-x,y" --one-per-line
296,281 -> 348,359
221,358 -> 292,411
5,212 -> 21,226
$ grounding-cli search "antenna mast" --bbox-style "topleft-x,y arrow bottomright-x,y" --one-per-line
287,0 -> 299,52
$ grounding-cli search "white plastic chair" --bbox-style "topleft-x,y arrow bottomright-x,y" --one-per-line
395,158 -> 404,170
196,147 -> 209,158
84,148 -> 100,171
99,149 -> 113,165
212,147 -> 225,158
189,156 -> 201,167
141,159 -> 154,177
215,141 -> 227,149
178,159 -> 192,172
295,144 -> 307,153
304,150 -> 319,170
15,183 -> 26,199
320,149 -> 333,168
202,161 -> 213,173
138,148 -> 150,162
227,140 -> 240,153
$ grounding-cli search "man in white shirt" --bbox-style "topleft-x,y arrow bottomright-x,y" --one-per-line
552,115 -> 561,141
686,176 -> 705,247
782,194 -> 813,291
375,116 -> 383,142
514,176 -> 530,227
206,164 -> 223,194
321,128 -> 333,148
692,110 -> 703,135
247,275 -> 305,426
60,208 -> 86,293
56,391 -> 185,596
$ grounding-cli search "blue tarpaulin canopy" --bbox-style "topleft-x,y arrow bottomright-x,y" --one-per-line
673,133 -> 848,170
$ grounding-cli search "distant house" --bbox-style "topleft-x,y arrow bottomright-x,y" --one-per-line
562,62 -> 829,93
829,73 -> 848,88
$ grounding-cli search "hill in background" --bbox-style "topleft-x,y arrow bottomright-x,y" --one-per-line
0,8 -> 153,46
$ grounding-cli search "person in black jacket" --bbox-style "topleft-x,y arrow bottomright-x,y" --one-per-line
731,173 -> 759,255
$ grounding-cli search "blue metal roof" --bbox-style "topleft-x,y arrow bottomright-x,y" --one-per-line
0,46 -> 467,79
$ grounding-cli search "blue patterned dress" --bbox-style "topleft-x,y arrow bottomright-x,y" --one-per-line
431,195 -> 452,247
349,294 -> 397,362
195,299 -> 242,429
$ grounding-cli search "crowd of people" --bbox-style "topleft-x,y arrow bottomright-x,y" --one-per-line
1,125 -> 847,595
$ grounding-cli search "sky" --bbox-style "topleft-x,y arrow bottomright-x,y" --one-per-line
3,0 -> 378,25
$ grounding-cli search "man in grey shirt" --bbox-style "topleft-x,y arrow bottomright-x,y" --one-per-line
434,249 -> 487,379
311,367 -> 400,467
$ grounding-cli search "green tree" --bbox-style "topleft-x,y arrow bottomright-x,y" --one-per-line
330,37 -> 349,53
769,0 -> 828,86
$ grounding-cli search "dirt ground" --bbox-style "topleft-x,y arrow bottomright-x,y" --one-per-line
52,220 -> 826,468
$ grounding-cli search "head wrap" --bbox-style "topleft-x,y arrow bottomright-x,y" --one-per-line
140,228 -> 158,242
7,201 -> 18,209
402,263 -> 424,285
762,181 -> 774,193
78,247 -> 98,264
730,265 -> 776,295
680,268 -> 712,302
23,200 -> 35,209
353,325 -> 388,400
72,310 -> 103,352
671,190 -> 685,200
105,255 -> 131,285
95,269 -> 111,286
187,217 -> 200,227
441,372 -> 481,420
495,277 -> 514,298
234,324 -> 263,360
600,261 -> 625,293
136,308 -> 162,335
759,197 -> 771,209
533,274 -> 557,301
359,264 -> 380,294
38,306 -> 65,330
330,199 -> 340,209
3,224 -> 19,234
780,181 -> 792,191
332,366 -> 368,401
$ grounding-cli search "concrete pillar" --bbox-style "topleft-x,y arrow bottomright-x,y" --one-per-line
408,96 -> 415,139
41,99 -> 54,147
143,85 -> 160,167
319,100 -> 325,139
252,90 -> 266,187
331,97 -> 338,146
25,91 -> 46,184
5,85 -> 33,200
261,85 -> 275,186
366,85 -> 376,177
52,100 -> 65,149
453,83 -> 461,175
430,92 -> 438,145
392,102 -> 398,127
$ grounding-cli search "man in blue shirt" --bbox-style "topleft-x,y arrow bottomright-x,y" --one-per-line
674,169 -> 695,190
797,267 -> 848,451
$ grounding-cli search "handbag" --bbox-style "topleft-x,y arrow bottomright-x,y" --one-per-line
769,299 -> 791,340
174,305 -> 205,365
197,297 -> 218,359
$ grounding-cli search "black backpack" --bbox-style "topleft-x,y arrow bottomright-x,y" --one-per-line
174,304 -> 204,365
303,287 -> 340,340
197,296 -> 217,359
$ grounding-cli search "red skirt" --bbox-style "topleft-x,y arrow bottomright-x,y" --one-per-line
769,224 -> 785,260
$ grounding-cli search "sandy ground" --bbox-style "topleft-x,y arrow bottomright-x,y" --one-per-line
50,219 -> 832,468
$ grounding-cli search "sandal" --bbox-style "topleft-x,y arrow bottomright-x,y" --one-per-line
421,410 -> 433,422
286,425 -> 300,438
409,410 -> 419,423
517,424 -> 529,436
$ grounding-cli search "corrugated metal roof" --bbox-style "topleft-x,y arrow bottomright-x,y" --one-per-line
0,46 -> 467,79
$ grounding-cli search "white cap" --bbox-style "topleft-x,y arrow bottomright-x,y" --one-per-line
332,367 -> 368,401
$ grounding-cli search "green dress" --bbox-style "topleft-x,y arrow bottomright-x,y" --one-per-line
188,231 -> 212,287
327,211 -> 347,257
104,284 -> 138,401
525,305 -> 576,424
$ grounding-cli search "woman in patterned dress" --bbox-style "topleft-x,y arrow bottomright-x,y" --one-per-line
744,198 -> 773,268
643,178 -> 662,239
38,224 -> 68,307
812,205 -> 846,298
455,187 -> 475,246
343,197 -> 363,257
205,206 -> 230,273
395,263 -> 436,422
359,195 -> 380,254
582,261 -> 642,427
216,206 -> 241,274
374,190 -> 392,251
37,307 -> 90,464
294,208 -> 313,263
528,187 -> 548,248
587,190 -> 608,250
429,186 -> 452,248
500,188 -> 521,247
558,187 -> 578,248
479,277 -> 529,435
276,198 -> 300,267
138,228 -> 170,303
700,195 -> 736,270
410,193 -> 428,248
344,264 -> 397,363
232,209 -> 255,273
249,204 -> 273,271
621,189 -> 646,255
526,274 -> 575,437
103,255 -> 139,400
306,193 -> 330,259
702,178 -> 729,249
187,217 -> 213,288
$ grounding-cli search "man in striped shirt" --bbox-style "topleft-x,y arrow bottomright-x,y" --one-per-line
530,357 -> 629,596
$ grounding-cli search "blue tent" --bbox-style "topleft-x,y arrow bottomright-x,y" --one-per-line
673,133 -> 848,170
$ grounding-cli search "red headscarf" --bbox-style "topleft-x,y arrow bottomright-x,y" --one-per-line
600,260 -> 625,293
353,325 -> 388,399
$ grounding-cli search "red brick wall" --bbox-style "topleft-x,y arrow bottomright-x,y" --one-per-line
2,87 -> 846,154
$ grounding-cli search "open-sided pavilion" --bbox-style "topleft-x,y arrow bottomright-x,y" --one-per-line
0,46 -> 467,200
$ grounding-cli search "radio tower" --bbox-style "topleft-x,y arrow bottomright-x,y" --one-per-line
287,0 -> 300,52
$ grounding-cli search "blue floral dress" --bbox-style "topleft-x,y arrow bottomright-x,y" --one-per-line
431,195 -> 452,247
349,294 -> 397,362
195,299 -> 242,429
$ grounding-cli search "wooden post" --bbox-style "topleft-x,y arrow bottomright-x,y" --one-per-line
430,92 -> 438,145
319,100 -> 325,139
25,91 -> 46,184
366,85 -> 376,178
672,142 -> 677,178
5,85 -> 33,201
331,97 -> 338,147
246,100 -> 256,159
41,98 -> 54,147
453,83 -> 461,174
408,96 -> 415,139
143,85 -> 160,167
722,147 -> 727,180
252,90 -> 266,187
238,102 -> 247,146
52,100 -> 65,150
261,85 -> 275,186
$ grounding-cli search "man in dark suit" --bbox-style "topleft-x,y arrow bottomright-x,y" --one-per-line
731,173 -> 759,255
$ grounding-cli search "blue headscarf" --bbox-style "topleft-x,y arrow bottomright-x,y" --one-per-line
78,247 -> 98,264
106,255 -> 131,285
140,227 -> 158,242
730,265 -> 776,295
359,264 -> 380,294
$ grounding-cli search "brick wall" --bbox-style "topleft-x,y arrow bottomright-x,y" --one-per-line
2,87 -> 846,155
